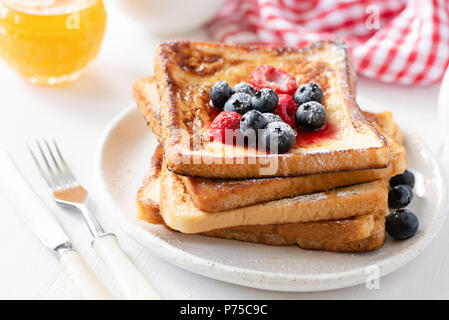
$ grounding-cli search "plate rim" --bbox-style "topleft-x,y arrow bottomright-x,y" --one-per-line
93,102 -> 449,292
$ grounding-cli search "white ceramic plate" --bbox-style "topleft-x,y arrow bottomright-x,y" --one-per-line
95,100 -> 448,292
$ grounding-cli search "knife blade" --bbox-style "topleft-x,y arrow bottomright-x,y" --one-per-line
0,149 -> 70,251
0,149 -> 112,299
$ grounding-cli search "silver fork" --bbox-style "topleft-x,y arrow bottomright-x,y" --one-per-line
29,139 -> 161,300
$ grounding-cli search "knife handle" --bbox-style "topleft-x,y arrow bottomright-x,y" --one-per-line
92,234 -> 161,300
59,249 -> 113,300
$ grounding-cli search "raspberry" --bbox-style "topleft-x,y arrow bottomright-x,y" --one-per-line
275,94 -> 298,128
209,111 -> 242,144
250,65 -> 297,95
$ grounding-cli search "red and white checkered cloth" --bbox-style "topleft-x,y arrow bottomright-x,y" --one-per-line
209,0 -> 449,85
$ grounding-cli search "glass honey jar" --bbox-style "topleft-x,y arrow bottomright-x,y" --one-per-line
0,0 -> 107,85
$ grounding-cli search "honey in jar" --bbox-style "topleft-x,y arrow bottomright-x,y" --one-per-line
0,0 -> 107,85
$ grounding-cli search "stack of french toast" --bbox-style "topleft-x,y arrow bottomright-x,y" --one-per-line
132,40 -> 408,252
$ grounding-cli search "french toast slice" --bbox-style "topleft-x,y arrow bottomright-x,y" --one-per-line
136,148 -> 164,225
294,214 -> 385,252
135,149 -> 386,252
206,214 -> 385,252
153,40 -> 390,178
134,77 -> 405,144
159,162 -> 387,233
134,77 -> 406,212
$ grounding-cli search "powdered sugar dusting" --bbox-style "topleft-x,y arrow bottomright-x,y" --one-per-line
286,192 -> 327,204
337,190 -> 358,197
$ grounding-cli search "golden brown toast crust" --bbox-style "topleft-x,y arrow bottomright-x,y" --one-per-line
154,40 -> 390,178
134,77 -> 405,144
364,111 -> 404,145
294,215 -> 385,252
205,214 -> 385,252
159,161 -> 388,233
133,77 -> 406,212
133,77 -> 162,139
206,214 -> 375,243
135,148 -> 386,252
136,146 -> 164,224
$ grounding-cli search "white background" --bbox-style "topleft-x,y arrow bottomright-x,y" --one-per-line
0,3 -> 447,299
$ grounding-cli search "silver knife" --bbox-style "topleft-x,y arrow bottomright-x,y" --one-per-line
0,149 -> 112,300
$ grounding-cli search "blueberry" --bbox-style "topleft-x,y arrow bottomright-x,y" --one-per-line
251,89 -> 279,113
210,81 -> 233,109
264,122 -> 296,153
240,110 -> 267,136
390,170 -> 415,189
295,101 -> 326,131
233,82 -> 255,96
386,209 -> 419,240
262,113 -> 283,125
388,184 -> 413,209
294,82 -> 323,106
224,92 -> 253,115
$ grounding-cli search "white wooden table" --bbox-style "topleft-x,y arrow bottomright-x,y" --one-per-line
0,4 -> 447,299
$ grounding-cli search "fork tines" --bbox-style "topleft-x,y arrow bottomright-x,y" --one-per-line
28,139 -> 76,191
